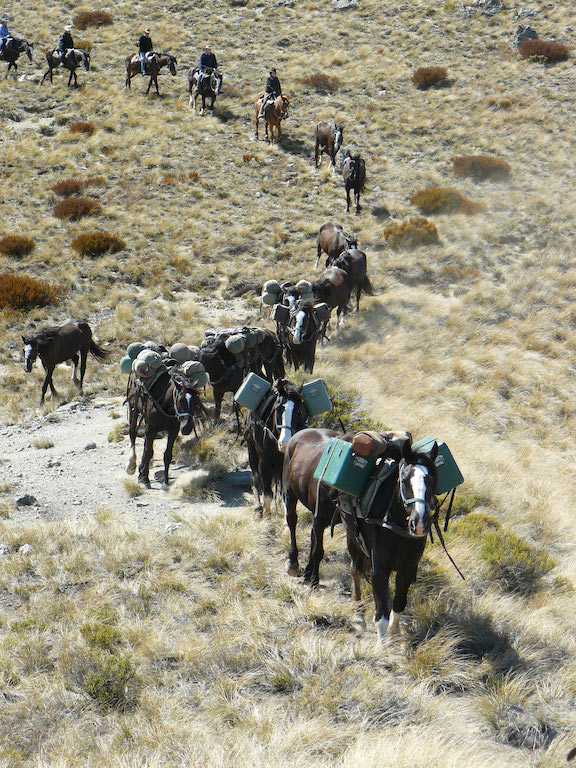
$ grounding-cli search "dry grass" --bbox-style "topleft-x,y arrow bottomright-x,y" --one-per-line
384,217 -> 439,249
72,10 -> 113,29
410,187 -> 486,215
451,155 -> 511,181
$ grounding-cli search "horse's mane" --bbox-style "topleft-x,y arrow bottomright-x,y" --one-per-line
273,378 -> 303,404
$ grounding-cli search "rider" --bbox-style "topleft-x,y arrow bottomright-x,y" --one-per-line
258,68 -> 282,118
138,28 -> 153,74
0,18 -> 10,56
57,25 -> 74,64
196,44 -> 218,90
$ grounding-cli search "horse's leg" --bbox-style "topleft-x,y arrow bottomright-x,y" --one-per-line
193,90 -> 198,112
355,190 -> 361,215
371,543 -> 393,642
162,423 -> 178,489
348,536 -> 366,628
146,75 -> 152,94
303,503 -> 330,586
154,75 -> 159,96
255,113 -> 259,139
40,366 -> 55,404
70,353 -> 80,388
247,440 -> 263,516
126,402 -> 138,475
284,487 -> 300,576
278,121 -> 282,140
40,67 -> 50,85
314,137 -> 319,168
138,425 -> 155,488
390,563 -> 419,637
346,187 -> 351,213
79,347 -> 88,392
67,69 -> 73,86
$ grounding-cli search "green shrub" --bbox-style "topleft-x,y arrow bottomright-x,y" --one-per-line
310,384 -> 383,433
72,10 -> 113,29
410,187 -> 486,215
451,155 -> 511,181
80,622 -> 122,651
0,273 -> 59,310
384,217 -> 439,250
71,232 -> 126,257
412,66 -> 448,89
0,235 -> 35,257
518,39 -> 569,62
81,654 -> 137,711
54,197 -> 102,221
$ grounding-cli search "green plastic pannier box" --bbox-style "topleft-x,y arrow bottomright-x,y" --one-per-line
301,378 -> 332,416
411,436 -> 464,495
234,372 -> 271,411
313,438 -> 376,497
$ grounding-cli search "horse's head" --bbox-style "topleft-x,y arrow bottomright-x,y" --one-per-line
172,377 -> 203,436
290,302 -> 316,346
22,335 -> 38,372
398,442 -> 438,537
271,379 -> 309,452
276,95 -> 289,119
211,70 -> 222,94
334,124 -> 344,153
168,55 -> 177,76
83,51 -> 91,70
26,41 -> 34,61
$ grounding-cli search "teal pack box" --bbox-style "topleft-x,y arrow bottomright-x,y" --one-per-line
412,436 -> 464,495
234,373 -> 271,411
313,438 -> 376,497
301,378 -> 332,416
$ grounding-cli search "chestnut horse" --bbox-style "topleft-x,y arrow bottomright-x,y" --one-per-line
254,93 -> 289,142
314,121 -> 343,169
125,51 -> 177,95
312,266 -> 351,330
315,221 -> 357,268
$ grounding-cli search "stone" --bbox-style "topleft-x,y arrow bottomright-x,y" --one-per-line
516,7 -> 537,18
333,0 -> 358,9
84,442 -> 97,451
18,544 -> 33,555
16,494 -> 36,506
0,544 -> 10,556
515,25 -> 538,45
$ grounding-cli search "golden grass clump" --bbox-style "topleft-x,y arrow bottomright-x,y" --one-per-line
72,10 -> 113,29
412,66 -> 448,89
52,179 -> 84,196
410,187 -> 486,215
0,273 -> 59,310
0,235 -> 35,257
452,155 -> 511,181
71,232 -> 126,257
70,121 -> 96,136
298,73 -> 341,91
384,217 -> 439,250
75,40 -> 92,53
518,39 -> 569,62
54,197 -> 102,221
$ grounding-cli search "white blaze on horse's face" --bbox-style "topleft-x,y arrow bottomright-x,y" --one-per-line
278,400 -> 295,453
286,295 -> 296,309
404,464 -> 430,537
334,128 -> 343,153
23,344 -> 34,372
292,311 -> 306,345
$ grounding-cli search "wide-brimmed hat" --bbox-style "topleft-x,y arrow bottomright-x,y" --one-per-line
144,28 -> 151,34
270,67 -> 277,74
65,25 -> 73,31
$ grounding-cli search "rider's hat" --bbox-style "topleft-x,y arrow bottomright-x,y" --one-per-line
65,25 -> 73,31
144,28 -> 151,34
270,67 -> 277,73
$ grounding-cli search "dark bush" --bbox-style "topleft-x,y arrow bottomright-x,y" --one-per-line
52,179 -> 84,196
54,197 -> 102,221
518,39 -> 569,62
452,155 -> 511,181
71,232 -> 126,257
384,217 -> 439,250
412,67 -> 448,89
0,273 -> 59,310
70,121 -> 95,135
298,73 -> 341,91
410,187 -> 486,215
72,10 -> 113,29
0,236 -> 35,257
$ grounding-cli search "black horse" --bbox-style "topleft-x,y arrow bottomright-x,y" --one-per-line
126,368 -> 208,488
342,151 -> 366,215
314,121 -> 343,169
245,379 -> 309,518
188,67 -> 222,113
340,441 -> 438,641
41,48 -> 90,88
22,319 -> 108,404
1,37 -> 33,76
276,299 -> 324,374
333,248 -> 374,313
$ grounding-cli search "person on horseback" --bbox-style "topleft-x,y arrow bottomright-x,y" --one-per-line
0,18 -> 10,56
258,68 -> 282,118
196,44 -> 218,91
138,28 -> 153,74
55,25 -> 74,65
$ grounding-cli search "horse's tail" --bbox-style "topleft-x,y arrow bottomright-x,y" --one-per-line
362,275 -> 374,296
89,340 -> 109,360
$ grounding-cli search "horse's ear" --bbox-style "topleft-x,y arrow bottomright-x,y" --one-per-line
427,442 -> 439,462
22,335 -> 26,343
402,440 -> 411,460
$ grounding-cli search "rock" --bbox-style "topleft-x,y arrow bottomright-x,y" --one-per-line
18,544 -> 33,556
16,494 -> 37,506
0,544 -> 10,556
46,459 -> 61,468
84,442 -> 97,451
515,25 -> 538,45
516,8 -> 537,18
333,0 -> 358,8
164,522 -> 183,533
473,0 -> 506,14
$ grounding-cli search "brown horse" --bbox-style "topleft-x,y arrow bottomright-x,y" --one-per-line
312,266 -> 351,330
22,319 -> 108,403
342,151 -> 366,215
315,221 -> 357,268
41,48 -> 90,88
254,93 -> 289,142
333,248 -> 374,312
314,121 -> 343,169
125,51 -> 177,95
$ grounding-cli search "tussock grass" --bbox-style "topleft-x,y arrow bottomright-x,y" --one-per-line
384,217 -> 439,249
69,121 -> 96,135
410,187 -> 486,215
53,197 -> 102,221
0,273 -> 59,310
71,232 -> 126,257
451,155 -> 511,181
518,39 -> 570,63
72,10 -> 113,29
0,235 -> 35,257
412,66 -> 448,89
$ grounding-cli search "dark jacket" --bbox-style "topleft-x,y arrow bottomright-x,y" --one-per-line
199,51 -> 218,70
58,32 -> 74,52
265,74 -> 281,96
138,34 -> 153,53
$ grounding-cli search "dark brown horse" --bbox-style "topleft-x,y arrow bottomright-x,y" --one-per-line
125,51 -> 177,95
315,221 -> 357,268
254,93 -> 289,142
314,121 -> 343,169
245,378 -> 309,518
188,67 -> 222,113
22,319 -> 108,403
41,48 -> 90,88
1,37 -> 33,76
126,368 -> 208,488
340,441 -> 438,640
276,299 -> 324,374
342,151 -> 366,215
333,248 -> 374,312
312,266 -> 351,330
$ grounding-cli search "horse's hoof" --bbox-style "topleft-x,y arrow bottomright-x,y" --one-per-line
287,563 -> 300,577
126,463 -> 136,476
253,505 -> 263,520
139,480 -> 151,489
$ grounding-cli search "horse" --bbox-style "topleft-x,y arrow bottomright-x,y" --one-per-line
22,319 -> 108,404
254,93 -> 289,143
0,37 -> 33,76
245,378 -> 309,518
315,221 -> 358,269
188,67 -> 222,113
41,48 -> 90,88
312,266 -> 351,330
333,248 -> 374,313
276,299 -> 323,374
340,441 -> 439,641
125,51 -> 177,95
126,368 -> 208,488
342,151 -> 366,215
259,328 -> 286,381
314,121 -> 343,169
